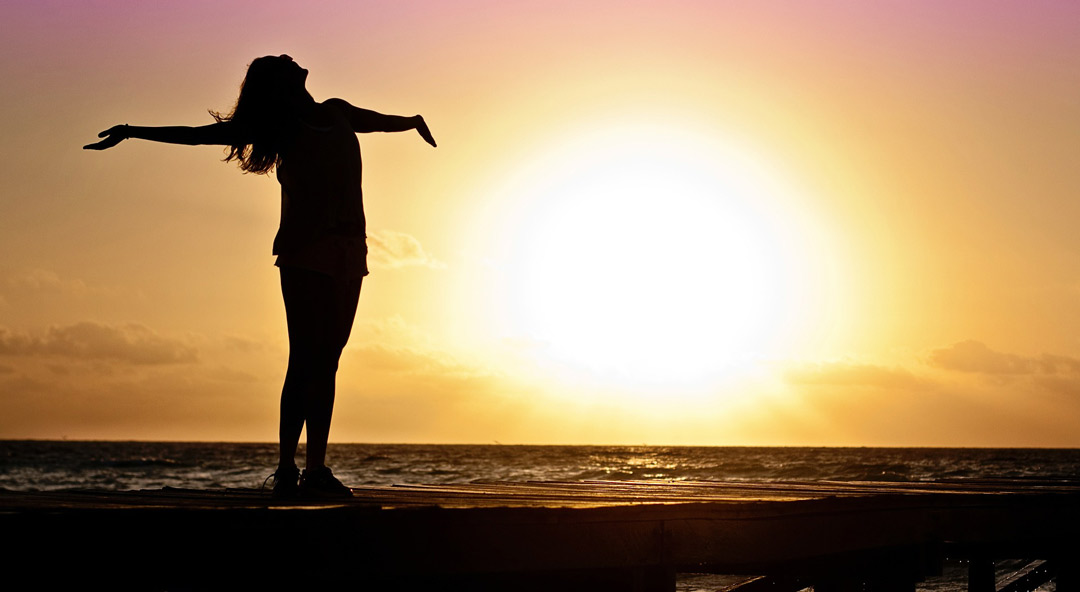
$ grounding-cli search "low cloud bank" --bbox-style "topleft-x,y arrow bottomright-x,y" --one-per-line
928,340 -> 1080,376
367,230 -> 445,270
0,321 -> 197,364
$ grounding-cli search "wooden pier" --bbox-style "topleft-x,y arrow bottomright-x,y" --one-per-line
2,479 -> 1078,590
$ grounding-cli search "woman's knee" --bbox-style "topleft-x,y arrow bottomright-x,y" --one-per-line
287,349 -> 342,376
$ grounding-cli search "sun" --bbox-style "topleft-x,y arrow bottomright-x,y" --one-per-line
486,123 -> 816,388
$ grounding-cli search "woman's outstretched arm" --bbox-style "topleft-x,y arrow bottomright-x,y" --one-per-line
83,122 -> 243,150
327,99 -> 436,147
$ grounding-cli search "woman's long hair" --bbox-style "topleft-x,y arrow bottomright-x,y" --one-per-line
211,56 -> 304,174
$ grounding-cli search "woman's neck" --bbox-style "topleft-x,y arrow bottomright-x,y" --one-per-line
297,95 -> 334,127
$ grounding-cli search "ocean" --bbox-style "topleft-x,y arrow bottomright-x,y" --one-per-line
2,441 -> 1079,491
1,442 -> 1074,590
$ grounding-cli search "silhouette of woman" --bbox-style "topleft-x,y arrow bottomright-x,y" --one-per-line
85,55 -> 436,498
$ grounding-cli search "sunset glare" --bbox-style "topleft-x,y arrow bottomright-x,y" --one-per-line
492,124 -> 813,385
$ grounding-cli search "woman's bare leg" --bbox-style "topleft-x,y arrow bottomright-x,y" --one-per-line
279,267 -> 361,471
277,355 -> 307,470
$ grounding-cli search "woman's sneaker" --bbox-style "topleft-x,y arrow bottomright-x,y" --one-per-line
266,465 -> 301,500
299,466 -> 353,498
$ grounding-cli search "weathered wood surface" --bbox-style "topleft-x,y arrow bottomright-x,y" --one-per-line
3,479 -> 1079,589
5,477 -> 1078,508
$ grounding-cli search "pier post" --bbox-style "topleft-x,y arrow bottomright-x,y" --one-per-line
1058,554 -> 1080,592
968,558 -> 995,592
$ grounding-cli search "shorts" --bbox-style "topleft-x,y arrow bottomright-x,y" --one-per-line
275,235 -> 368,280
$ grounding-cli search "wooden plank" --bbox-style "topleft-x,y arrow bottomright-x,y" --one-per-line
718,575 -> 809,592
997,560 -> 1055,592
5,478 -> 1080,511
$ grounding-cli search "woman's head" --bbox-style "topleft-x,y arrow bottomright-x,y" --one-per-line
244,55 -> 309,101
212,55 -> 312,174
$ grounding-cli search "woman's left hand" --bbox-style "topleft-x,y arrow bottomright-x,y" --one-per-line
414,116 -> 436,148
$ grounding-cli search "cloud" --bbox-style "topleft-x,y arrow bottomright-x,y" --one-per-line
338,315 -> 501,404
0,328 -> 34,354
346,315 -> 496,387
221,334 -> 277,353
784,361 -> 924,389
351,343 -> 489,381
927,340 -> 1080,376
204,365 -> 259,383
0,321 -> 197,364
2,269 -> 119,300
7,269 -> 89,295
0,269 -> 122,312
367,230 -> 446,270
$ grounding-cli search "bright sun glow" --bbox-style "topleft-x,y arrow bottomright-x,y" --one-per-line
489,124 -> 815,388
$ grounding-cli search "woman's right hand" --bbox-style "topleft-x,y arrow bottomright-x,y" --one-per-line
83,125 -> 129,150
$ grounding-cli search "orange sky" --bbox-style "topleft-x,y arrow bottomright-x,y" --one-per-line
2,0 -> 1080,445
